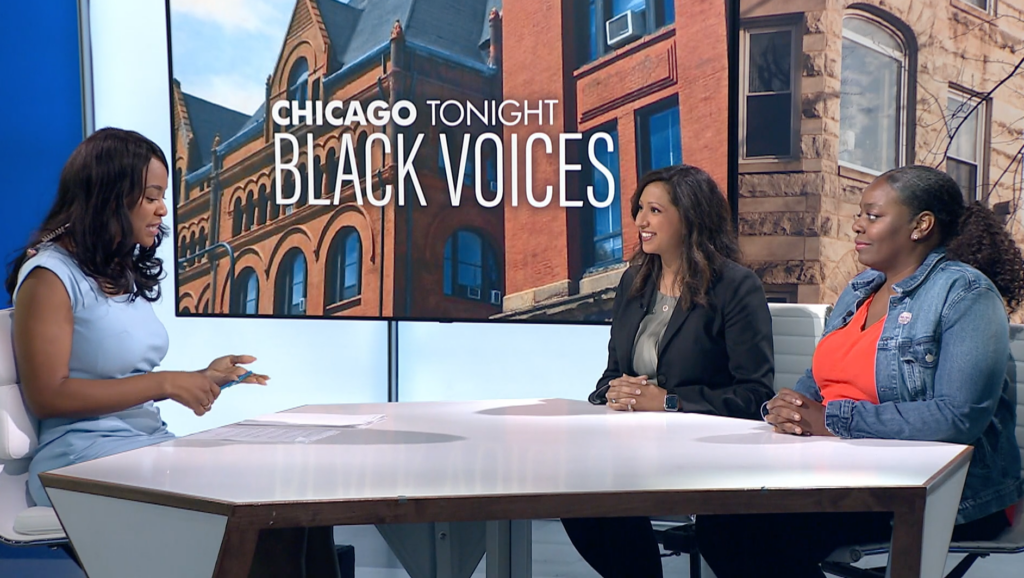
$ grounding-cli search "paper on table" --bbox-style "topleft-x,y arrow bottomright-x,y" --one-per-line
189,425 -> 343,443
239,413 -> 386,428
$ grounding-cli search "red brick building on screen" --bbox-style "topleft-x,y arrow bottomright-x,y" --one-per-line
498,0 -> 729,320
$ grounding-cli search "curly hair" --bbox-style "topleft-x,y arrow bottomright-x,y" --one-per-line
5,128 -> 169,303
628,164 -> 740,311
882,165 -> 1024,310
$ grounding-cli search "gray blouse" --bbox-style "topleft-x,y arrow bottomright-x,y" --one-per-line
632,291 -> 677,378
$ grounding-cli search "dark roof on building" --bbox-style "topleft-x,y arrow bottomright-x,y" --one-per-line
317,0 -> 498,72
404,0 -> 495,65
316,0 -> 363,69
180,93 -> 249,167
324,0 -> 411,72
238,102 -> 266,134
182,0 -> 502,175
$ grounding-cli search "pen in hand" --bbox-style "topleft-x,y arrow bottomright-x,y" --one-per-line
221,370 -> 253,390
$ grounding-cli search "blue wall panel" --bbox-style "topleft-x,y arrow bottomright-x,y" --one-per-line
0,1 -> 85,305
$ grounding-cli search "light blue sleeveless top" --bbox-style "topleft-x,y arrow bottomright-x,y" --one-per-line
13,244 -> 175,506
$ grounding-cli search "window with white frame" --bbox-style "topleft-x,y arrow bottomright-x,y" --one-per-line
443,230 -> 500,302
580,0 -> 675,65
839,15 -> 908,174
325,227 -> 362,305
961,0 -> 991,12
232,268 -> 259,315
742,24 -> 798,159
274,248 -> 307,316
946,91 -> 986,201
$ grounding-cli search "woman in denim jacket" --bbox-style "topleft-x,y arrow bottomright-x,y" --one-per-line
697,165 -> 1024,578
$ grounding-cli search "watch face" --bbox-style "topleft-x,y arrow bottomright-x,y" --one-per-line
665,395 -> 679,411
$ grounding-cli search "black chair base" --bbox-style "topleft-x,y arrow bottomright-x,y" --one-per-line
822,553 -> 986,578
654,523 -> 701,577
336,544 -> 355,578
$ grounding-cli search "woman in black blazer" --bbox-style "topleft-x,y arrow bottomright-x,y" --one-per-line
562,164 -> 775,578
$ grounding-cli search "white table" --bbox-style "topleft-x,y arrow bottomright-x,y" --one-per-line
39,398 -> 972,578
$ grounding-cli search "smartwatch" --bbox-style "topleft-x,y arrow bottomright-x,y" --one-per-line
664,394 -> 680,412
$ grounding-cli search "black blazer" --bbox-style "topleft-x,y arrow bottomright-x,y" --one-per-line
589,260 -> 775,420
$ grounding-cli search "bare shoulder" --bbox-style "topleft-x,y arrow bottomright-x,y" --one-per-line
16,266 -> 72,308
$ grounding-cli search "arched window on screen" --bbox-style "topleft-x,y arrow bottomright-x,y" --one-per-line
245,190 -> 256,231
232,196 -> 244,236
325,228 -> 362,306
443,230 -> 500,305
287,58 -> 309,102
257,184 -> 268,226
274,248 -> 307,316
839,12 -> 911,175
197,227 -> 207,263
232,268 -> 259,315
187,231 -> 197,266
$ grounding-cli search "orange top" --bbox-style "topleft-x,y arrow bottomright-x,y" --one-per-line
814,296 -> 1018,527
812,294 -> 884,405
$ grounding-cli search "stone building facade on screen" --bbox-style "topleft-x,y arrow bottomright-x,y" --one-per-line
735,0 -> 1024,304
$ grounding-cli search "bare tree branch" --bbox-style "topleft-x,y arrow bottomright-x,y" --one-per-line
948,10 -> 1024,42
990,139 -> 1024,210
940,53 -> 1024,167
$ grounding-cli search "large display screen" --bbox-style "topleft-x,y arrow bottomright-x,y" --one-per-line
167,0 -> 733,323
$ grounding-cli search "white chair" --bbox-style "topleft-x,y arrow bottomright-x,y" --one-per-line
767,303 -> 831,392
655,303 -> 833,575
822,323 -> 1024,577
0,307 -> 67,548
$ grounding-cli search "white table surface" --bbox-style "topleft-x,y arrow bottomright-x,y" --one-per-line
44,397 -> 968,505
40,398 -> 972,578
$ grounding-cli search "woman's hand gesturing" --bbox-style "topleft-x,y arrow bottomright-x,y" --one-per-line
202,354 -> 269,387
163,355 -> 268,416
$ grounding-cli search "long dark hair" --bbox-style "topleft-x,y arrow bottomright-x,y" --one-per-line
4,128 -> 169,302
628,164 -> 740,310
882,165 -> 1024,310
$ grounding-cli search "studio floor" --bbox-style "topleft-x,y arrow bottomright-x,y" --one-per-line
2,519 -> 1021,577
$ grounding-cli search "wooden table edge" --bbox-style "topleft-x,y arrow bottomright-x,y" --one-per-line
40,471 -> 236,517
38,475 -> 933,527
922,445 -> 973,493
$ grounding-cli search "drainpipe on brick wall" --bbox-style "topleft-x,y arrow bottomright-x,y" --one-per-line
209,134 -> 222,312
389,20 -> 412,317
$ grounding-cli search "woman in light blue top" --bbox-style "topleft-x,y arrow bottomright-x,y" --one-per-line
6,128 -> 265,507
4,129 -> 339,577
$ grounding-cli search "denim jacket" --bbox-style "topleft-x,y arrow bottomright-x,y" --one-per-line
793,248 -> 1023,524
